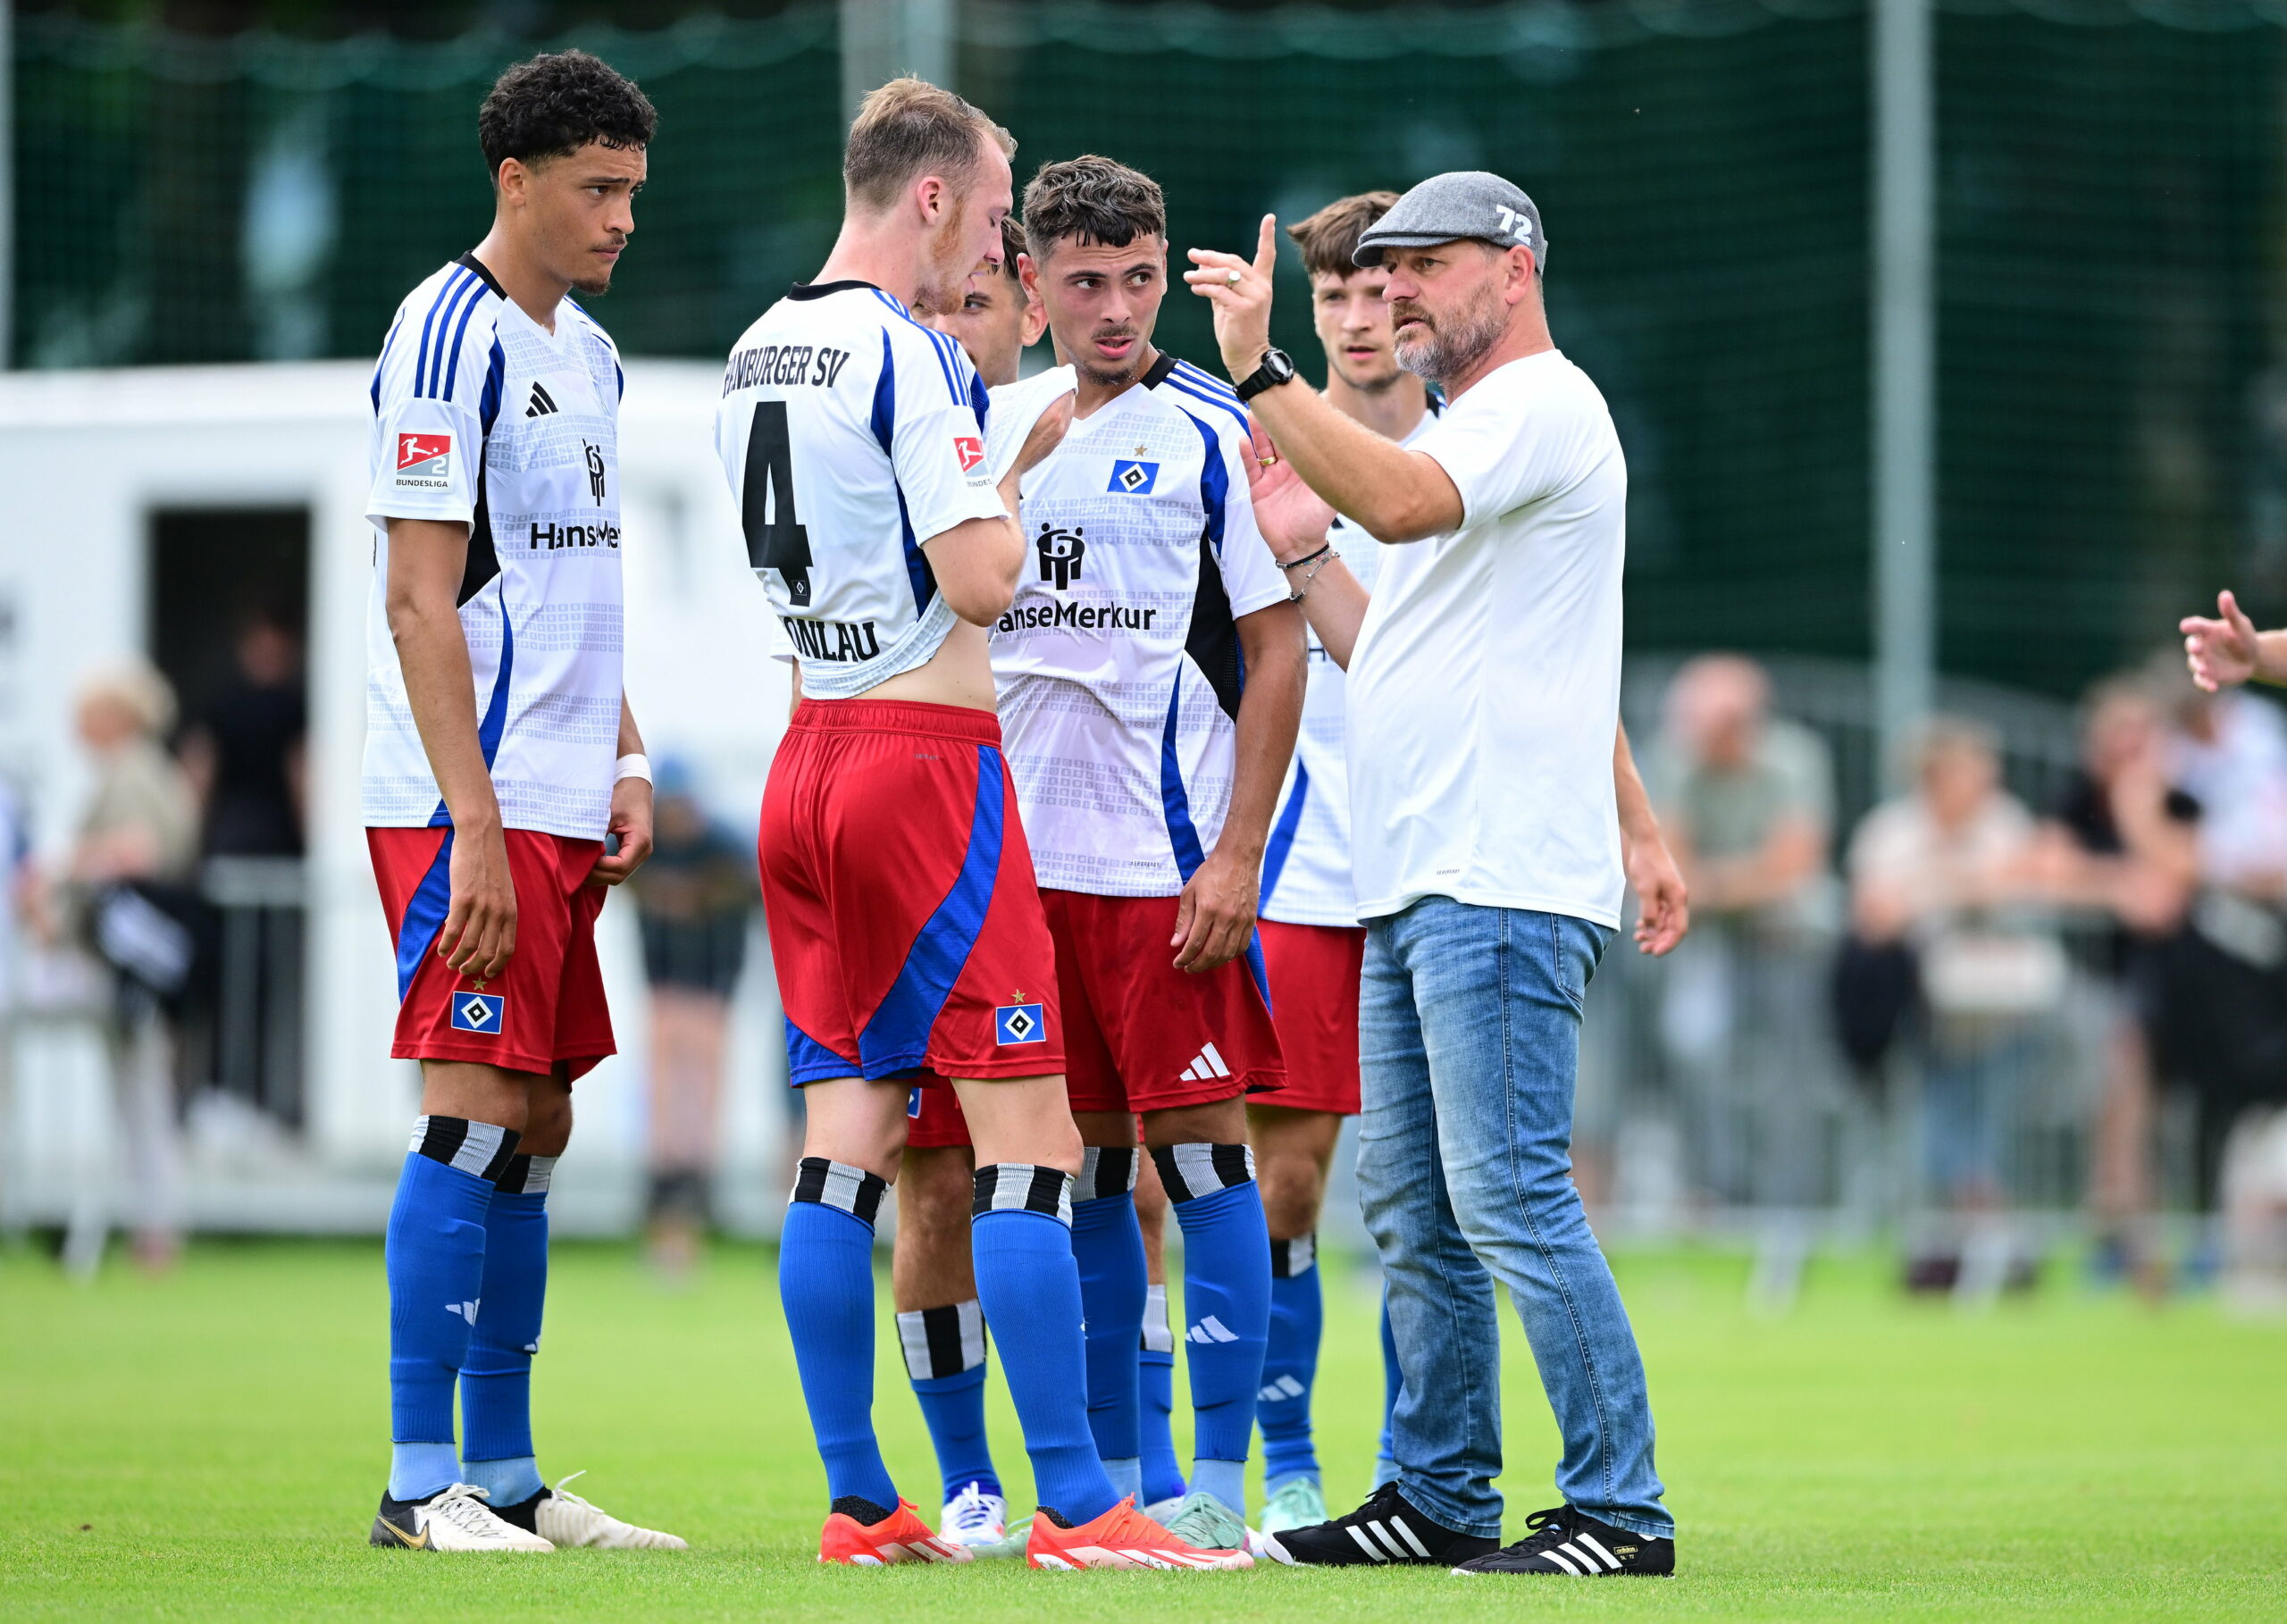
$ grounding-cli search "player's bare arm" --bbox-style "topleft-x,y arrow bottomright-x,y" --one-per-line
383,515 -> 515,980
587,697 -> 654,886
1243,424 -> 1373,669
916,381 -> 1073,627
1172,600 -> 1306,972
1186,215 -> 1466,543
1614,724 -> 1689,957
2182,588 -> 2287,691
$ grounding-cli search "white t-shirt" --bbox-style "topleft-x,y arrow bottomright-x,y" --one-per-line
1260,398 -> 1441,928
363,254 -> 627,839
992,354 -> 1289,895
1346,349 -> 1628,928
714,280 -> 1009,699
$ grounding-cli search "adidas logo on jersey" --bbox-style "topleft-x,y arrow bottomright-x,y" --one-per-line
1188,1315 -> 1241,1344
525,381 -> 560,417
1177,1042 -> 1231,1084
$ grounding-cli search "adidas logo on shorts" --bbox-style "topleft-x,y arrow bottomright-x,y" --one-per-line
1177,1042 -> 1231,1083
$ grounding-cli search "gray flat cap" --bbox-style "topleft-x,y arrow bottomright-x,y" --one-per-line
1354,171 -> 1546,271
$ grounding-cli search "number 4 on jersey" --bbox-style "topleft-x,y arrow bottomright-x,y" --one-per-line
741,399 -> 810,607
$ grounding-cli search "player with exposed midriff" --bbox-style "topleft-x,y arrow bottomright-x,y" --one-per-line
716,81 -> 1247,1571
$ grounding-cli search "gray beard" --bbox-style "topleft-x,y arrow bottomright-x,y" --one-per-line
1395,297 -> 1504,387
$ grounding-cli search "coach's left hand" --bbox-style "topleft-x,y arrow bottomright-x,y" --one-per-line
588,775 -> 655,887
1171,844 -> 1259,974
1185,213 -> 1279,381
1626,831 -> 1690,957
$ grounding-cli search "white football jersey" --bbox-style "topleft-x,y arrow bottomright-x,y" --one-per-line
363,254 -> 626,839
1259,398 -> 1443,927
992,354 -> 1288,896
715,280 -> 1009,699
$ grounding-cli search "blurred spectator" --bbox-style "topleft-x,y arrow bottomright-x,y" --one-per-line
1646,655 -> 1839,1209
2030,680 -> 2199,1288
628,767 -> 754,1275
2149,664 -> 2287,1205
1849,719 -> 2056,1272
50,661 -> 202,1270
178,609 -> 306,858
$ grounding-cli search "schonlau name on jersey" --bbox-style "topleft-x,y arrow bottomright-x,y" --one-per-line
780,615 -> 883,663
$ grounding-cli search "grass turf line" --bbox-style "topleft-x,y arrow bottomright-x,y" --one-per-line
0,1238 -> 2282,1620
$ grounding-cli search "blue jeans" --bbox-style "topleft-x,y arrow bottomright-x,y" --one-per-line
1357,897 -> 1671,1540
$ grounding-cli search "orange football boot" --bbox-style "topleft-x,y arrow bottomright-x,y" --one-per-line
817,1498 -> 972,1566
1026,1497 -> 1255,1570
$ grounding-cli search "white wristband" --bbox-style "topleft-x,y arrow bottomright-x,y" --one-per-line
614,753 -> 652,786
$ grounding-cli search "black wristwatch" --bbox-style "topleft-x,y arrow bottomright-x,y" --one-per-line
1235,347 -> 1298,402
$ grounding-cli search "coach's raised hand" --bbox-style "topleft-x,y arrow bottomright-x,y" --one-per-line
1185,213 -> 1280,377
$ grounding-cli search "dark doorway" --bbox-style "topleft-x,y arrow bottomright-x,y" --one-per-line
147,506 -> 311,1130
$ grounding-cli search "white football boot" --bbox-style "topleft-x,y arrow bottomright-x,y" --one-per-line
370,1483 -> 555,1552
937,1481 -> 1009,1551
530,1472 -> 689,1550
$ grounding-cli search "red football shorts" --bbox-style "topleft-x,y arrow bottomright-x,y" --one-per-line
1254,919 -> 1366,1116
763,699 -> 1063,1086
1045,889 -> 1285,1114
906,1081 -> 973,1150
368,826 -> 615,1081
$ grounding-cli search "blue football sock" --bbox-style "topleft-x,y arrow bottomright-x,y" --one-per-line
1070,1149 -> 1146,1469
460,1155 -> 554,1506
1259,1232 -> 1323,1489
896,1298 -> 1000,1503
781,1157 -> 899,1511
1138,1283 -> 1186,1504
1192,1457 -> 1246,1517
385,1117 -> 516,1503
1151,1145 -> 1271,1479
1375,1285 -> 1401,1488
970,1165 -> 1118,1526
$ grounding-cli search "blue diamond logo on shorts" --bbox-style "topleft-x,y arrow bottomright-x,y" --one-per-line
1108,458 -> 1158,496
452,992 -> 504,1035
995,1002 -> 1045,1045
908,1085 -> 925,1119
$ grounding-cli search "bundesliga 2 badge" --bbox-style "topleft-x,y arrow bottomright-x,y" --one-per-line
994,1002 -> 1045,1046
953,435 -> 985,473
396,432 -> 452,490
451,991 -> 505,1036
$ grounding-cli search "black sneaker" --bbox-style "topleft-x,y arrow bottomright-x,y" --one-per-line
1260,1482 -> 1498,1567
1450,1504 -> 1674,1577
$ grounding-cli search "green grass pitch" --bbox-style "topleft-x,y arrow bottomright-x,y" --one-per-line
2,1237 -> 2282,1620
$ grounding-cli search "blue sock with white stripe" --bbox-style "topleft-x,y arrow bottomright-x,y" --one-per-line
1138,1283 -> 1186,1504
386,1116 -> 515,1503
1259,1232 -> 1323,1490
781,1157 -> 900,1511
971,1164 -> 1118,1526
1069,1148 -> 1146,1490
1150,1144 -> 1271,1510
458,1154 -> 555,1507
896,1299 -> 1001,1503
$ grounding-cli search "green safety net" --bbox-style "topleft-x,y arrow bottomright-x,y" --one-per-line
12,0 -> 2282,694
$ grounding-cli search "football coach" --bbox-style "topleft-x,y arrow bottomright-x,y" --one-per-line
1185,173 -> 1675,1578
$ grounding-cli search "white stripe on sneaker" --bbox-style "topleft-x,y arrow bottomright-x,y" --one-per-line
1368,1521 -> 1412,1561
1346,1526 -> 1389,1561
1542,1546 -> 1583,1575
1575,1532 -> 1622,1570
1392,1519 -> 1432,1559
